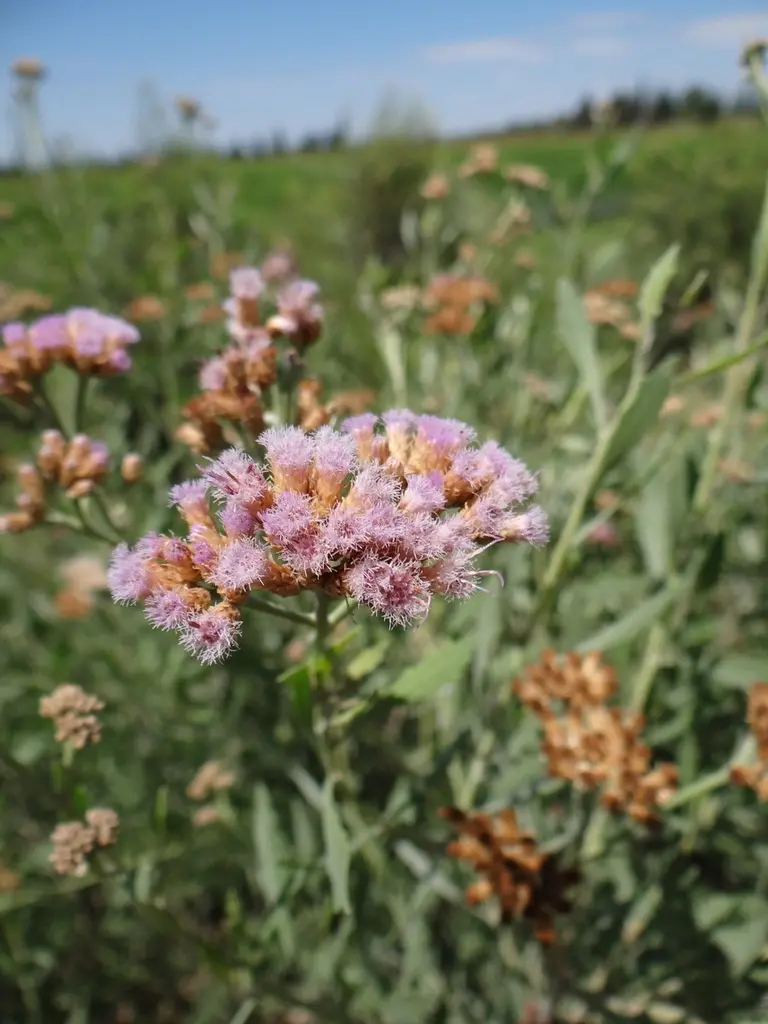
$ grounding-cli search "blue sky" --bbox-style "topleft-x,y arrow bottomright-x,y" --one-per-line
1,0 -> 767,159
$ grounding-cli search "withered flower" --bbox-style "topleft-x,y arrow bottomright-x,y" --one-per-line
0,288 -> 52,321
504,164 -> 549,190
731,684 -> 768,800
39,683 -> 104,749
123,295 -> 166,323
440,806 -> 579,943
420,172 -> 450,200
49,807 -> 118,875
187,760 -> 236,801
458,143 -> 498,178
121,453 -> 143,483
513,650 -> 677,823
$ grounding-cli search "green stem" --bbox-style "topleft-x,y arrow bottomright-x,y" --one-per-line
663,734 -> 756,810
86,490 -> 124,543
693,174 -> 768,512
74,375 -> 90,434
248,595 -> 316,628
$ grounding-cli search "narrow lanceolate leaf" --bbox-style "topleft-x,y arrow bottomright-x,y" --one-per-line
321,777 -> 352,915
635,473 -> 673,581
638,243 -> 680,332
604,369 -> 670,471
252,784 -> 282,903
556,278 -> 607,430
576,582 -> 682,653
387,636 -> 473,703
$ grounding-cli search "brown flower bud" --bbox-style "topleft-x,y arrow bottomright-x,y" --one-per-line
121,453 -> 143,483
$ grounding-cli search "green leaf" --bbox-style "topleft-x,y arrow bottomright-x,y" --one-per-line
556,278 -> 606,430
387,636 -> 474,703
638,244 -> 680,331
713,655 -> 768,690
321,777 -> 352,915
252,784 -> 282,903
576,582 -> 682,653
346,639 -> 390,681
604,369 -> 670,471
621,882 -> 663,943
635,473 -> 673,580
713,915 -> 768,977
697,532 -> 726,590
749,173 -> 768,294
229,999 -> 258,1024
692,893 -> 739,932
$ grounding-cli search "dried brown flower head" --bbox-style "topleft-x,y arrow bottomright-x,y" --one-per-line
440,806 -> 579,943
12,57 -> 45,79
514,649 -> 618,712
120,453 -> 143,483
0,288 -> 52,321
85,807 -> 119,846
594,489 -> 620,511
184,281 -> 217,303
326,387 -> 377,417
514,250 -> 537,270
53,587 -> 94,619
423,306 -> 478,336
380,284 -> 421,312
123,295 -> 166,323
192,805 -> 223,828
0,860 -> 20,893
0,202 -> 16,221
661,395 -> 685,417
49,807 -> 118,876
420,172 -> 450,200
296,378 -> 331,431
504,164 -> 550,190
583,289 -> 638,339
210,252 -> 245,280
187,760 -> 236,801
60,554 -> 108,593
40,683 -> 104,748
731,684 -> 768,799
718,458 -> 755,484
175,95 -> 201,120
49,821 -> 94,876
513,651 -> 677,823
690,403 -> 723,429
458,143 -> 498,178
423,273 -> 498,310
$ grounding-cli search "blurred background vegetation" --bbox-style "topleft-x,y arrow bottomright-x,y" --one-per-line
1,21 -> 768,1024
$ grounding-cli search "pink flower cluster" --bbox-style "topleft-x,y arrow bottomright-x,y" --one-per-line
223,265 -> 323,349
0,308 -> 139,403
109,413 -> 547,664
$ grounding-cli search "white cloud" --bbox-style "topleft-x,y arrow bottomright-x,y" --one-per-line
685,13 -> 768,47
570,35 -> 627,57
571,11 -> 642,31
421,37 -> 545,64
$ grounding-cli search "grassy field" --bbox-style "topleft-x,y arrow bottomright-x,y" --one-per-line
0,113 -> 768,1023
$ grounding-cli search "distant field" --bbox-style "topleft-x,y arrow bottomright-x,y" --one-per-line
0,117 -> 765,311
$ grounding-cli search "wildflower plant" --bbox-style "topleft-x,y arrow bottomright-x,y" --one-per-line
2,50 -> 768,1023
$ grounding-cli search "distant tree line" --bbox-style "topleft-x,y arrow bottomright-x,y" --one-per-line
562,84 -> 759,129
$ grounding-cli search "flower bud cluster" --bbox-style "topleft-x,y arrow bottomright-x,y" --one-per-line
49,808 -> 119,876
0,431 -> 109,533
